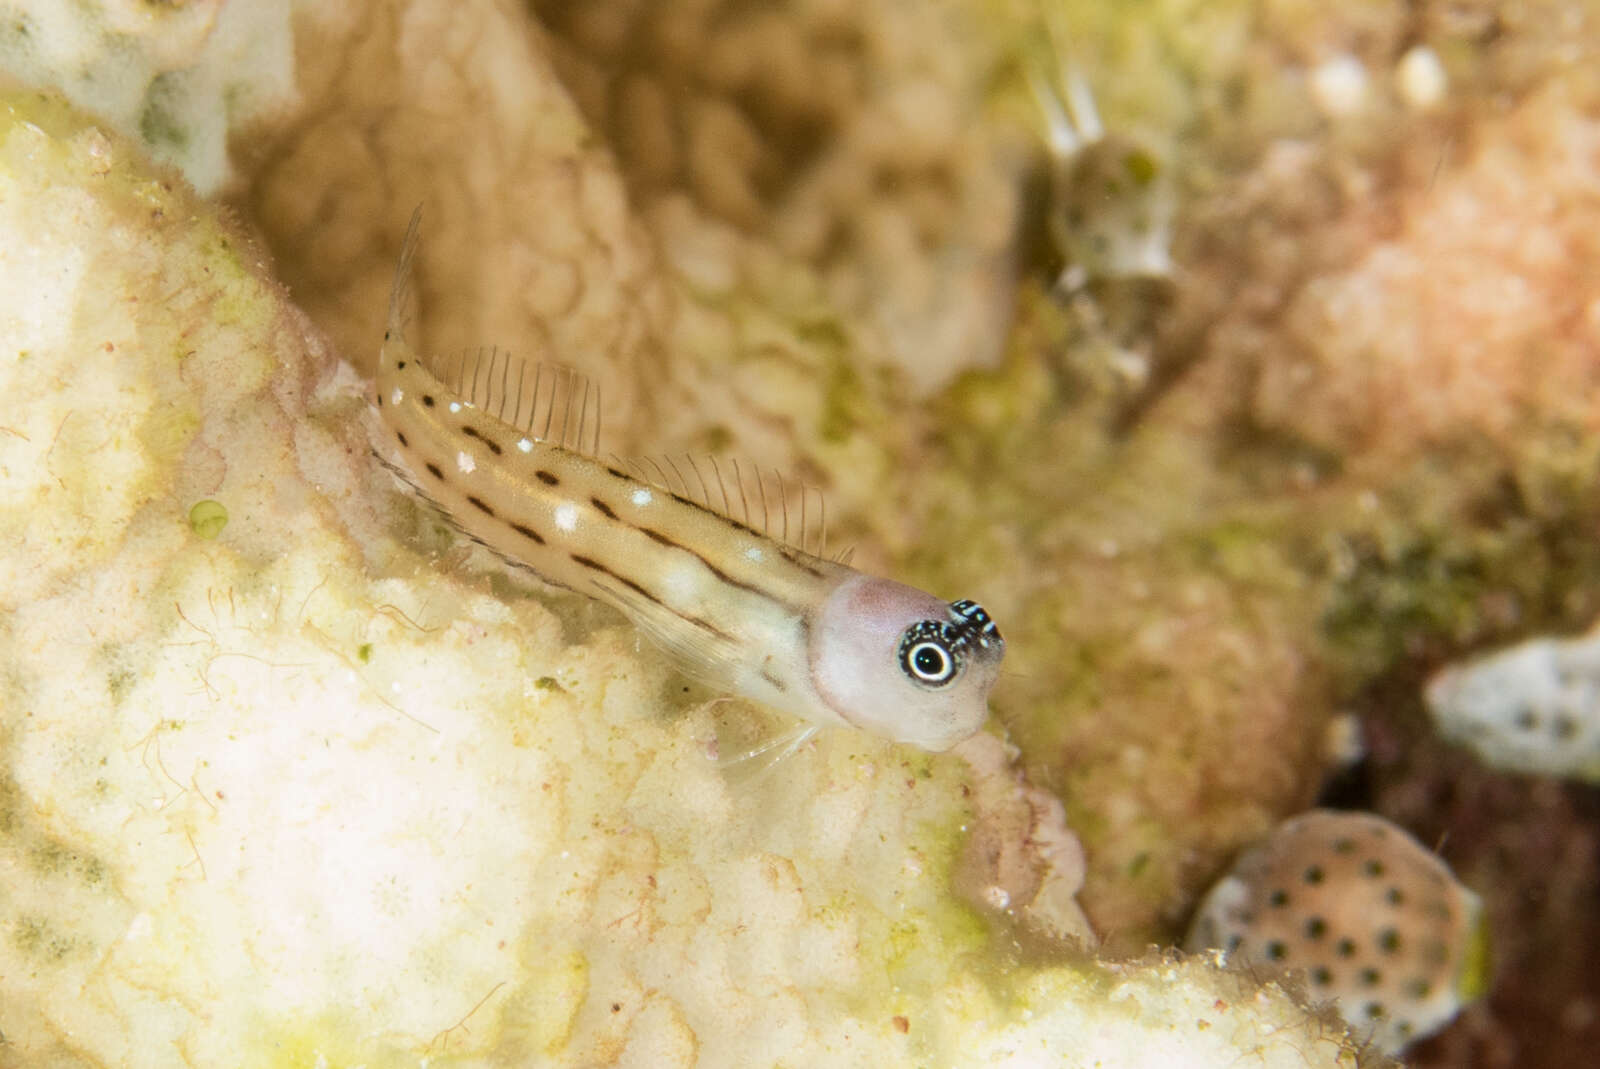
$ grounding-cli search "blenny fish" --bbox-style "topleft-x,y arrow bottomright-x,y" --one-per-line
1025,35 -> 1174,291
372,211 -> 1004,752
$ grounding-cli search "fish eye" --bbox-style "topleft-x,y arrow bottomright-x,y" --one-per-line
899,623 -> 962,688
906,641 -> 955,685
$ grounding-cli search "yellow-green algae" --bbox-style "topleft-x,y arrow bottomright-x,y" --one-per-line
187,499 -> 229,540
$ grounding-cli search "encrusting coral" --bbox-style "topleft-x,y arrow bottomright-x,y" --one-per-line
952,733 -> 1094,947
531,0 -> 1025,399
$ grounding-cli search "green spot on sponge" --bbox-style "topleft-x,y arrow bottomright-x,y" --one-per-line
188,499 -> 229,539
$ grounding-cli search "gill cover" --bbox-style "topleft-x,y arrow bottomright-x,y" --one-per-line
808,575 -> 1005,751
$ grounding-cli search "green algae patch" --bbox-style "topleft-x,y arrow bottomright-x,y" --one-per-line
1317,432 -> 1600,691
26,838 -> 108,887
12,913 -> 76,962
188,499 -> 229,540
137,72 -> 191,154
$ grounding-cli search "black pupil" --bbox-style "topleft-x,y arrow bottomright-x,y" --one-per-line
914,645 -> 946,677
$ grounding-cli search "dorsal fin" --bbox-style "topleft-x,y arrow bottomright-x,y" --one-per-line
423,346 -> 602,457
387,206 -> 424,351
607,453 -> 836,560
384,211 -> 600,456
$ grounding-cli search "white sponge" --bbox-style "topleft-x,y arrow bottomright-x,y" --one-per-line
1425,628 -> 1600,783
0,1 -> 294,192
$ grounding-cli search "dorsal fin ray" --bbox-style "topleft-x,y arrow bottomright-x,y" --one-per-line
608,452 -> 833,560
422,346 -> 602,457
385,206 -> 424,356
385,211 -> 601,457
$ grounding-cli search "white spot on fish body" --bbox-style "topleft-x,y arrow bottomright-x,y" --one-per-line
457,451 -> 476,474
663,561 -> 698,600
745,546 -> 765,563
555,503 -> 578,531
449,401 -> 463,413
517,438 -> 533,453
632,488 -> 653,507
390,387 -> 404,405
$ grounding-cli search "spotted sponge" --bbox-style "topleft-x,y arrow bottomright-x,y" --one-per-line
1185,810 -> 1490,1054
1425,629 -> 1600,783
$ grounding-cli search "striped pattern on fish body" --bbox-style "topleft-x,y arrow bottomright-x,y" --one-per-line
372,210 -> 1004,751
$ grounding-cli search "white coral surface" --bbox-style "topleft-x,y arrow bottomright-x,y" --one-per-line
0,0 -> 294,193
